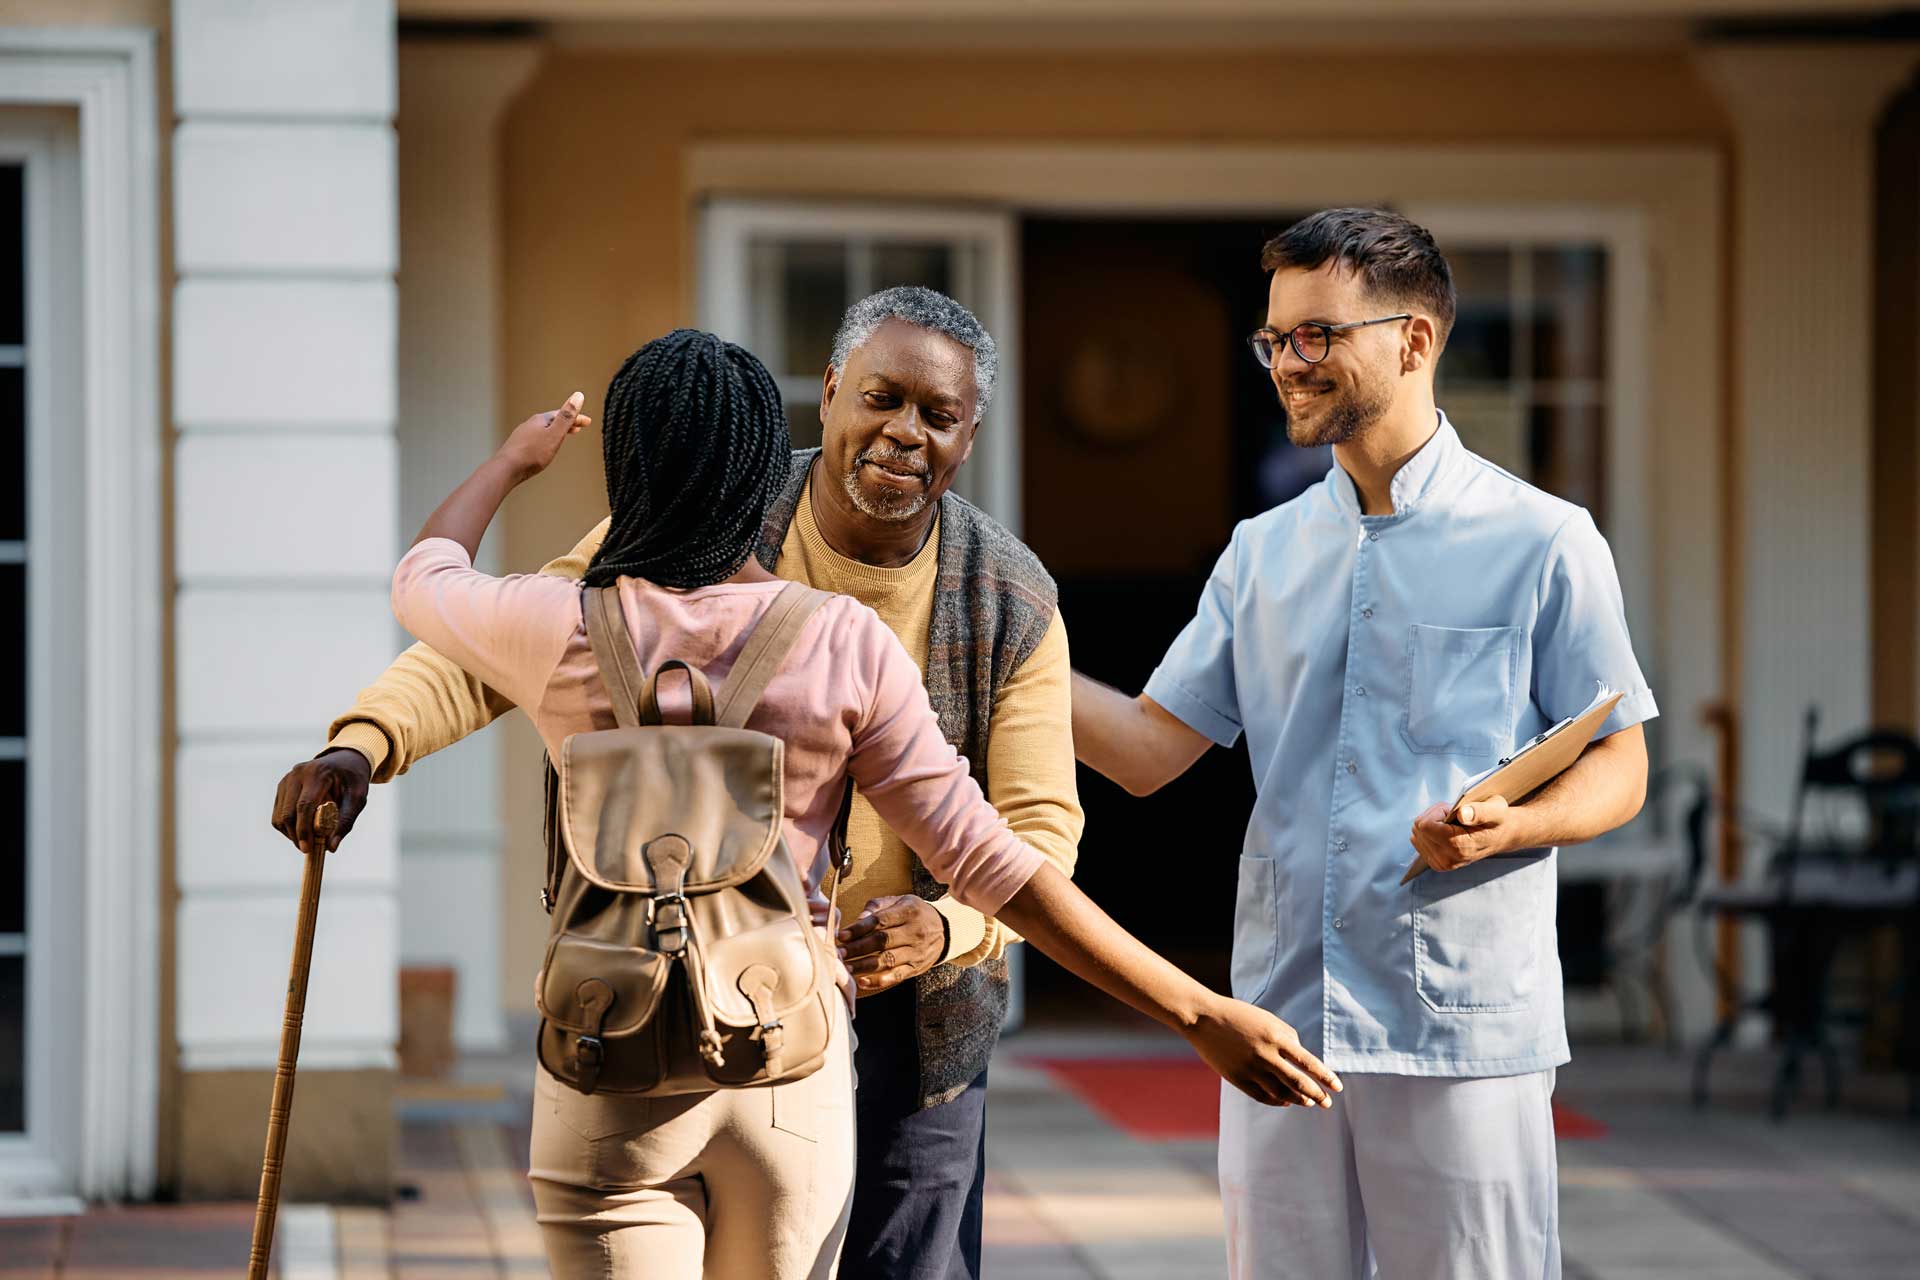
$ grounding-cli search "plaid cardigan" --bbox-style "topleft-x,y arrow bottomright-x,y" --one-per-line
757,450 -> 1059,1109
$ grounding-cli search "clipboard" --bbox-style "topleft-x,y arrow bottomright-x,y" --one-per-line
1399,687 -> 1625,884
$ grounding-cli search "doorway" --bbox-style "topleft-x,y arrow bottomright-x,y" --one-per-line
1017,215 -> 1310,1012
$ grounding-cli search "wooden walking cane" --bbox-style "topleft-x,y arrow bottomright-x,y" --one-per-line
247,799 -> 339,1280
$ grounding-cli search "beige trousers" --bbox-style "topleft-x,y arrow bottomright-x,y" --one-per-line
528,1000 -> 855,1279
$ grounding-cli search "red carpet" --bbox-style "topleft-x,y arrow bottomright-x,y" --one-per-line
1027,1056 -> 1608,1141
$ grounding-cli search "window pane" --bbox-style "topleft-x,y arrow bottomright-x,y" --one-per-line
1528,403 -> 1607,525
0,953 -> 21,1132
785,399 -> 823,451
749,239 -> 846,377
0,760 -> 20,935
0,366 -> 22,542
1446,390 -> 1529,479
1440,248 -> 1513,383
0,563 -> 20,737
1532,247 -> 1608,380
871,242 -> 952,296
0,165 -> 20,347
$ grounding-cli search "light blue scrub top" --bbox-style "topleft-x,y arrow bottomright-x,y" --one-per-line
1145,414 -> 1658,1077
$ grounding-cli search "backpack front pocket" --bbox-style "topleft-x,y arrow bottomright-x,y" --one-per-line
537,932 -> 673,1094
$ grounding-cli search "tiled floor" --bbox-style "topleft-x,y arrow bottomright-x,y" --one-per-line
5,1034 -> 1918,1278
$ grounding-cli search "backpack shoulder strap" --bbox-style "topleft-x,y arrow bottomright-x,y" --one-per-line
582,584 -> 645,730
713,581 -> 836,729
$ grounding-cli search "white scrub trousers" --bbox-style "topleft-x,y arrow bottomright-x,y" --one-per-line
1218,1069 -> 1560,1280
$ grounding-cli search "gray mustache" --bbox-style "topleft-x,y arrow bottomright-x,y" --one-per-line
857,448 -> 927,476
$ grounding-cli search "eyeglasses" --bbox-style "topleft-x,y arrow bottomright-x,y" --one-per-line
1246,314 -> 1412,368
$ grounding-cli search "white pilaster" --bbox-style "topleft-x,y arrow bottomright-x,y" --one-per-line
1699,43 -> 1919,826
392,38 -> 541,1053
171,0 -> 400,1073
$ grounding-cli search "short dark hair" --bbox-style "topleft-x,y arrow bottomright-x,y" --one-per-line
1259,208 -> 1456,346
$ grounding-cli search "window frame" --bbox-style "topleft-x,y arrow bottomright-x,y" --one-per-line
1402,205 -> 1655,648
698,198 -> 1023,533
0,110 -> 78,1211
0,27 -> 163,1208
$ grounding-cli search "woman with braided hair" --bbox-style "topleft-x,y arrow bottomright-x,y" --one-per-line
584,327 -> 791,589
387,328 -> 1340,1278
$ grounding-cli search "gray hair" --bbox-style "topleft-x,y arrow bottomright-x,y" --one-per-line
828,286 -> 998,421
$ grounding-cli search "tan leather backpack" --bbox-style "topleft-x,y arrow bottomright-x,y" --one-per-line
535,581 -> 850,1097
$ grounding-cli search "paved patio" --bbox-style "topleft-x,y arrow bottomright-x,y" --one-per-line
4,1029 -> 1919,1278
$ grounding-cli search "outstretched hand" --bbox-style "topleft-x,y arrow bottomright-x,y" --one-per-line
496,392 -> 590,482
415,392 -> 592,557
1185,995 -> 1343,1109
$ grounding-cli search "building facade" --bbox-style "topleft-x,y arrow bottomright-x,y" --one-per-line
0,0 -> 1915,1206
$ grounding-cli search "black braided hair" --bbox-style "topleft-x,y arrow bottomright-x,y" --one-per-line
584,328 -> 791,590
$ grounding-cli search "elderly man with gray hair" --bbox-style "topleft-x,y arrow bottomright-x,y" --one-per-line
271,286 -> 1083,1278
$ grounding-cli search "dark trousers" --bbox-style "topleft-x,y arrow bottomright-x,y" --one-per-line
840,981 -> 990,1280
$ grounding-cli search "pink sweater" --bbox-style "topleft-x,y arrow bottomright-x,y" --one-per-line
390,538 -> 1045,922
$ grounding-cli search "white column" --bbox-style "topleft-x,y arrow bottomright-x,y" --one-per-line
171,1 -> 400,1076
1699,44 -> 1919,827
394,38 -> 540,1053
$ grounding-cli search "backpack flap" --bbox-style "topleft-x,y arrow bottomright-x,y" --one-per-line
699,913 -> 826,1027
559,725 -> 786,894
537,934 -> 673,1037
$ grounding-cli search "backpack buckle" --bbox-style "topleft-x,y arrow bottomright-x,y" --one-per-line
650,893 -> 689,955
572,1034 -> 605,1093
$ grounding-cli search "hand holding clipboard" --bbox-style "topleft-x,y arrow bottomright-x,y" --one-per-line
1400,686 -> 1625,884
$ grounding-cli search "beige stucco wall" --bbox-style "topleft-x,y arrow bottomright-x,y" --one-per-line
478,43 -> 1735,1015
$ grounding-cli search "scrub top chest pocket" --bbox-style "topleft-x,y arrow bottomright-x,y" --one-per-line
1401,623 -> 1522,757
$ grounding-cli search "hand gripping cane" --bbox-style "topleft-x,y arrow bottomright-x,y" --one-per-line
247,799 -> 339,1280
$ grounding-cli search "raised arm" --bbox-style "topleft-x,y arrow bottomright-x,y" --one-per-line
1073,532 -> 1242,796
271,398 -> 599,855
1071,671 -> 1215,797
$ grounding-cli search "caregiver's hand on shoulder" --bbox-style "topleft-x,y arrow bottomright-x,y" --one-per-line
271,748 -> 372,855
836,895 -> 945,995
1186,995 -> 1342,1110
1409,795 -> 1522,873
495,392 -> 590,482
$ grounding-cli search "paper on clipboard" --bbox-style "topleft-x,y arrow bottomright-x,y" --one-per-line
1399,684 -> 1626,885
